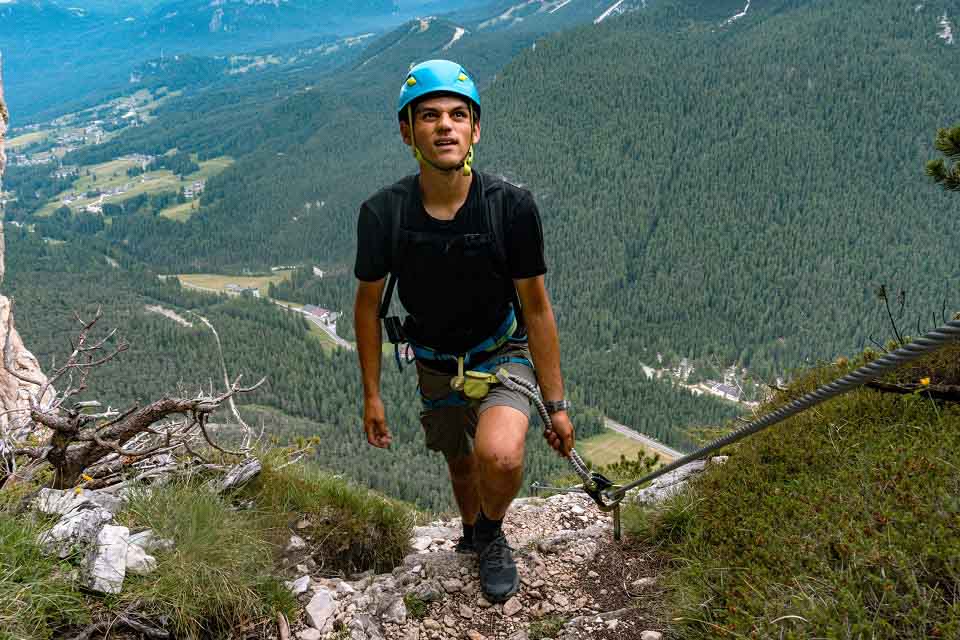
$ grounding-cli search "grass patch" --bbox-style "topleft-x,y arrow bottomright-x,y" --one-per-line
529,615 -> 567,639
116,480 -> 295,638
34,154 -> 233,218
579,430 -> 673,467
403,593 -> 428,620
158,201 -> 199,221
6,131 -> 48,150
0,445 -> 411,638
241,455 -> 413,575
0,514 -> 90,640
629,345 -> 960,638
176,272 -> 291,296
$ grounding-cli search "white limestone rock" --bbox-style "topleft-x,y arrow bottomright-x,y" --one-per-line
85,524 -> 129,594
305,588 -> 337,630
128,528 -> 174,553
410,536 -> 432,552
632,459 -> 708,505
380,596 -> 407,625
38,503 -> 113,558
125,542 -> 157,575
35,488 -> 88,515
287,534 -> 307,552
502,596 -> 523,617
286,574 -> 310,595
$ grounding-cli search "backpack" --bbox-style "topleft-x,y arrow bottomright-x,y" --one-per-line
377,171 -> 524,349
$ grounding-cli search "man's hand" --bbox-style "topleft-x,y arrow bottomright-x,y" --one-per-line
363,395 -> 392,449
544,411 -> 575,458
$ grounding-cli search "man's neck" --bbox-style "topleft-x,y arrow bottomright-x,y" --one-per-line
418,166 -> 473,221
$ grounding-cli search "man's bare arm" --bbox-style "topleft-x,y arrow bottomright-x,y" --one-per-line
355,279 -> 391,448
515,275 -> 574,456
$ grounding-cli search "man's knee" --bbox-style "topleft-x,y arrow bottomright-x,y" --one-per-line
474,406 -> 527,476
476,449 -> 524,476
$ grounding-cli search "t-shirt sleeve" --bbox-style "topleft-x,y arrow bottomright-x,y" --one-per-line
354,200 -> 390,282
506,192 -> 547,279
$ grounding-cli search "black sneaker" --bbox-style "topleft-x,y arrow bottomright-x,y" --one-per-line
455,536 -> 476,554
477,532 -> 519,602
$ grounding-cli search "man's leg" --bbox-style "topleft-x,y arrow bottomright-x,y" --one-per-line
471,404 -> 528,602
447,453 -> 481,552
447,453 -> 481,522
473,405 -> 528,518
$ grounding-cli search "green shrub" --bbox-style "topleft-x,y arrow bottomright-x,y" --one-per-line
242,456 -> 413,575
117,480 -> 295,637
630,346 -> 960,638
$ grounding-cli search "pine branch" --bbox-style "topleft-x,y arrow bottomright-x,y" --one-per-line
934,126 -> 960,159
927,126 -> 960,192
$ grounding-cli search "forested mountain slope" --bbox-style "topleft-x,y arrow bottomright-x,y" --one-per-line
479,0 -> 960,377
68,0 -> 959,373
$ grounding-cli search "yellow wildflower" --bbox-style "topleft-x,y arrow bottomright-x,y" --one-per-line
920,377 -> 931,386
74,487 -> 83,495
81,474 -> 94,482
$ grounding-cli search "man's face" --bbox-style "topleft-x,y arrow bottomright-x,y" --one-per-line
400,95 -> 480,170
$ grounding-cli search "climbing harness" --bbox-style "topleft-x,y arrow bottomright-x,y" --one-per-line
418,352 -> 532,410
533,319 -> 960,540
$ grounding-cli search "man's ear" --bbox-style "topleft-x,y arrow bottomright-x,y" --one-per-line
472,120 -> 481,145
399,119 -> 412,146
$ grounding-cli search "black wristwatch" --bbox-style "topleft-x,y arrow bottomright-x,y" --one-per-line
544,399 -> 572,414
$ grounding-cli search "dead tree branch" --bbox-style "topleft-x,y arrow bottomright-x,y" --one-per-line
2,310 -> 266,490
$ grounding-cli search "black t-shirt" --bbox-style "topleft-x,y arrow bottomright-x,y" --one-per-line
355,172 -> 547,353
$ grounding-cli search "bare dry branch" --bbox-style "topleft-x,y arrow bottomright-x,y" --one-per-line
92,425 -> 173,458
196,413 -> 248,457
190,312 -> 255,437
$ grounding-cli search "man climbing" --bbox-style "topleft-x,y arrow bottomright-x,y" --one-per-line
353,59 -> 575,603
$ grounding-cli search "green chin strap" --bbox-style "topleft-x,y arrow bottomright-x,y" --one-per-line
407,104 -> 476,177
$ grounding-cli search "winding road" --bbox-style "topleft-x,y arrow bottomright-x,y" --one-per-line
177,279 -> 354,350
603,417 -> 685,462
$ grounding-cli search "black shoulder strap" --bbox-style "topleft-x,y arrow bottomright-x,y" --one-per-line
480,172 -> 508,272
480,172 -> 525,330
378,176 -> 416,320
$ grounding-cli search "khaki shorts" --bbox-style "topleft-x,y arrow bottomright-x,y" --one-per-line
416,343 -> 537,461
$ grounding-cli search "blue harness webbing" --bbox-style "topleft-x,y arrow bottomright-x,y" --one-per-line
410,304 -> 520,368
418,355 -> 533,410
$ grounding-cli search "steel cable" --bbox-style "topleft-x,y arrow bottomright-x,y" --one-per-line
610,319 -> 960,501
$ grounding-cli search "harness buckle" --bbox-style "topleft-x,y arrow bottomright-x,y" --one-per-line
384,316 -> 406,344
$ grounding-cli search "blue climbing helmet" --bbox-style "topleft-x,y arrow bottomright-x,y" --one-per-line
398,59 -> 480,176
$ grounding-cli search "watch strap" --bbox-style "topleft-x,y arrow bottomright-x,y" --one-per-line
544,399 -> 571,414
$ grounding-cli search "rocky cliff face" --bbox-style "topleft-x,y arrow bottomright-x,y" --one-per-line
0,53 -> 7,195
